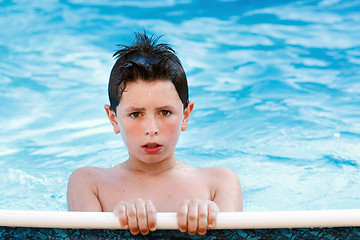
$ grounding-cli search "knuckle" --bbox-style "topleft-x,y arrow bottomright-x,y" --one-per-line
188,213 -> 197,222
211,203 -> 220,211
137,211 -> 146,219
113,208 -> 123,216
182,200 -> 190,205
127,210 -> 136,218
199,212 -> 208,218
113,202 -> 126,212
144,199 -> 153,205
190,199 -> 199,204
147,207 -> 156,215
209,211 -> 217,219
177,211 -> 187,218
134,198 -> 143,204
209,209 -> 219,218
116,207 -> 126,214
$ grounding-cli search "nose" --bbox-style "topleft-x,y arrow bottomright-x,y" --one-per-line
144,116 -> 159,136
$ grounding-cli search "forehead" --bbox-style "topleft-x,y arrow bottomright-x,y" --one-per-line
119,79 -> 182,107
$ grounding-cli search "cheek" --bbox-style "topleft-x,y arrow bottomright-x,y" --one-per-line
163,119 -> 182,138
119,121 -> 140,143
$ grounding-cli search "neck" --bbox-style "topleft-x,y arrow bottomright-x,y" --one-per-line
122,157 -> 178,175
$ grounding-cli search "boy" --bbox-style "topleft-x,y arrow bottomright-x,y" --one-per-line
67,32 -> 242,236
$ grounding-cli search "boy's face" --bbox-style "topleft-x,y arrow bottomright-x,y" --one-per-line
105,79 -> 193,165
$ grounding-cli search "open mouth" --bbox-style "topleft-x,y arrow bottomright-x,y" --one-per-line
142,143 -> 163,153
143,143 -> 161,148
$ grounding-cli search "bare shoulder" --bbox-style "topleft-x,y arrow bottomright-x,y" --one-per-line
199,166 -> 239,182
67,167 -> 110,211
199,166 -> 242,211
68,167 -> 105,184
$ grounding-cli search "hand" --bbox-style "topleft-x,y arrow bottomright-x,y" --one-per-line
113,199 -> 157,235
177,199 -> 219,236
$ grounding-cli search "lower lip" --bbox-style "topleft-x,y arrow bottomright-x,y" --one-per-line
142,146 -> 162,154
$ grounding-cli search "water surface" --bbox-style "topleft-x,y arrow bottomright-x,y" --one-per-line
0,0 -> 359,211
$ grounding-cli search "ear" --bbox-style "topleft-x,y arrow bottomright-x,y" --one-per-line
104,104 -> 120,134
181,101 -> 194,131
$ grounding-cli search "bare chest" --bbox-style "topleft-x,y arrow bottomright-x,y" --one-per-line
97,174 -> 212,212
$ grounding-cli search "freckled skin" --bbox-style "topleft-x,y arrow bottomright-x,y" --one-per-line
67,79 -> 242,235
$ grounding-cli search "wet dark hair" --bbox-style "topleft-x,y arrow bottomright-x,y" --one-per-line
108,31 -> 189,114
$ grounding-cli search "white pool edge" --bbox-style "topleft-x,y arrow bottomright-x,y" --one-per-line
0,209 -> 360,229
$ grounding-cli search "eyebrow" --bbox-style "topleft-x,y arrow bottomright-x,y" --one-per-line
155,105 -> 176,111
125,107 -> 145,112
124,105 -> 176,112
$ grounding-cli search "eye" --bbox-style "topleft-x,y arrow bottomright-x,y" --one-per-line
159,110 -> 172,117
129,112 -> 142,118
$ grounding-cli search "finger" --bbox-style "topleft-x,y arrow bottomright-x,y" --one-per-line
187,200 -> 199,236
197,203 -> 208,235
126,202 -> 139,235
113,202 -> 129,230
134,199 -> 149,235
177,201 -> 189,233
145,200 -> 157,232
208,202 -> 219,229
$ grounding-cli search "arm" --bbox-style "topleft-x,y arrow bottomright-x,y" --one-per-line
212,167 -> 243,211
68,167 -> 156,235
67,167 -> 102,211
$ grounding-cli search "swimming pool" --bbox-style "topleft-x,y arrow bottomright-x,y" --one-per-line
0,0 -> 359,212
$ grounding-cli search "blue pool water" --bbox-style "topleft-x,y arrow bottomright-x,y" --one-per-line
0,0 -> 359,212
